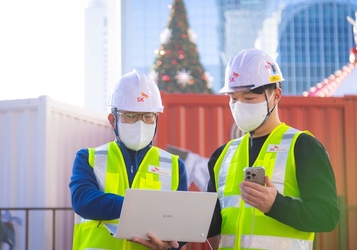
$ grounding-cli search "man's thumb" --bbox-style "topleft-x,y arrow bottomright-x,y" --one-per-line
264,175 -> 275,187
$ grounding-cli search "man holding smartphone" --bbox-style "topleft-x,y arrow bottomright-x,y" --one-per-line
206,48 -> 339,250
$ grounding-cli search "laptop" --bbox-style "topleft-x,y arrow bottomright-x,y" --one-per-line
105,189 -> 217,243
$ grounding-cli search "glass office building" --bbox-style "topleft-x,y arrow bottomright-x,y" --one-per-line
85,0 -> 357,111
277,1 -> 357,94
216,0 -> 357,94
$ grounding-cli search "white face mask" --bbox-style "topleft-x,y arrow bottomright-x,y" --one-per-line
118,121 -> 156,151
230,93 -> 274,132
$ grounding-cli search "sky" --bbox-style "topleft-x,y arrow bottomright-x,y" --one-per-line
0,0 -> 88,107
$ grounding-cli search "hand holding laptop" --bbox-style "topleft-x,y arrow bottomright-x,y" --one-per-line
104,189 -> 217,244
132,233 -> 179,250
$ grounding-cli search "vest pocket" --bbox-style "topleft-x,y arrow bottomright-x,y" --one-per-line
105,173 -> 120,193
138,173 -> 161,189
73,221 -> 122,249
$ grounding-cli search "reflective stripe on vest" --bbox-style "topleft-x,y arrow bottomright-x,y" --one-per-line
217,138 -> 242,209
93,143 -> 109,191
157,149 -> 174,190
272,127 -> 299,194
220,234 -> 313,250
218,127 -> 300,210
75,213 -> 92,225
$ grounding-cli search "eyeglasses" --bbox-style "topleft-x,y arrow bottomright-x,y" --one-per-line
118,112 -> 158,124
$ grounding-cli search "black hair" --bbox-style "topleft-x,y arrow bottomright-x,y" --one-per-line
251,82 -> 282,94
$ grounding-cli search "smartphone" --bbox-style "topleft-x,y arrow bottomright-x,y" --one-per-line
244,167 -> 265,186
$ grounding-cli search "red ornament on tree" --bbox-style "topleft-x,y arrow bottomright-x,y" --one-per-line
180,34 -> 187,39
162,75 -> 171,82
172,59 -> 178,65
178,22 -> 183,27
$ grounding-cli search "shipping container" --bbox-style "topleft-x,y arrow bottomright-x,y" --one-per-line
0,96 -> 113,250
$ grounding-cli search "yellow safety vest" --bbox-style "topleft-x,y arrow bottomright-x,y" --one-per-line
214,123 -> 314,250
72,142 -> 179,250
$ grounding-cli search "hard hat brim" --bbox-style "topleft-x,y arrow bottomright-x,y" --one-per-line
219,85 -> 255,94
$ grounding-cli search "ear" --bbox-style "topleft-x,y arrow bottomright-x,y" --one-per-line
108,113 -> 115,128
274,87 -> 282,103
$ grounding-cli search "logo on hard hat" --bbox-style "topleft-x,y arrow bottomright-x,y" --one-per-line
266,61 -> 278,74
265,61 -> 272,70
137,92 -> 149,102
229,71 -> 240,82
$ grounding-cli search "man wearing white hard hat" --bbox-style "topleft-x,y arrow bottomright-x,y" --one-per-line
69,69 -> 188,250
206,48 -> 339,249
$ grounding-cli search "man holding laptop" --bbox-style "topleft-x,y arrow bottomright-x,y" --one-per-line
69,69 -> 188,249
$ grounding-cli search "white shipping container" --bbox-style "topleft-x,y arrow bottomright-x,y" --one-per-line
0,96 -> 113,250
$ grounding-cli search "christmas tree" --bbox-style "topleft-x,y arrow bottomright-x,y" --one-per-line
149,0 -> 213,93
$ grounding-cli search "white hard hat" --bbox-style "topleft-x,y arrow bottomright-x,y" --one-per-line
108,69 -> 164,112
219,48 -> 284,94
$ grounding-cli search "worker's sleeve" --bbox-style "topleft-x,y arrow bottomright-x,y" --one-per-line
69,149 -> 124,220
